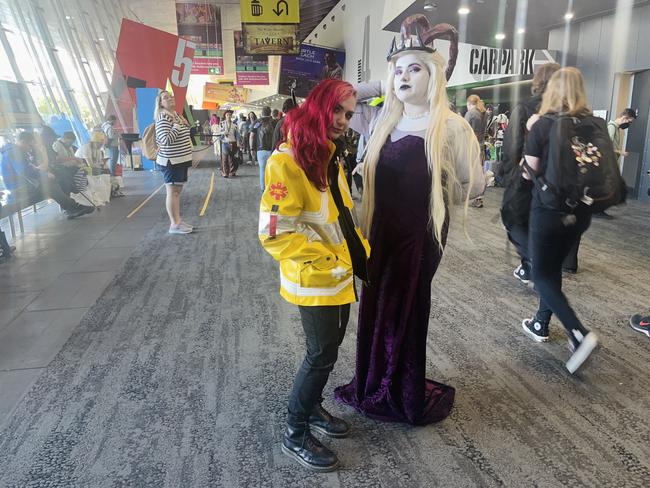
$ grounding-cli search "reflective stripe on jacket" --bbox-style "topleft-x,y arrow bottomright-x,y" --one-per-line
259,141 -> 370,306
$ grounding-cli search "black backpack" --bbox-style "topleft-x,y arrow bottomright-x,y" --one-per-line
257,118 -> 275,151
500,169 -> 534,227
499,98 -> 539,228
526,114 -> 626,213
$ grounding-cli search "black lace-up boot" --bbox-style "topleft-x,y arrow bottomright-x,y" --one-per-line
309,404 -> 350,438
281,415 -> 339,472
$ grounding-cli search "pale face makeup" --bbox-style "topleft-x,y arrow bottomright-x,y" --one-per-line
327,95 -> 356,140
393,53 -> 430,109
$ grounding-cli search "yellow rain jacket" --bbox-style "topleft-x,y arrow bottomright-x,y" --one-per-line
259,141 -> 370,306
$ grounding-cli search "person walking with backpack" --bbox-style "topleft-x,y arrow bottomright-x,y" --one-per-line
154,90 -> 194,234
520,67 -> 624,373
250,106 -> 275,190
501,63 -> 560,284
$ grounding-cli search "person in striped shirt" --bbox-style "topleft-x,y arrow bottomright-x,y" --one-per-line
154,90 -> 194,234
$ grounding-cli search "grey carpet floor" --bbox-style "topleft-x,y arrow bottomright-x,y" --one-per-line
1,164 -> 649,488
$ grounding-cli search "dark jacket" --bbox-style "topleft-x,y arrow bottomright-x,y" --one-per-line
501,94 -> 542,182
271,117 -> 284,150
253,116 -> 275,151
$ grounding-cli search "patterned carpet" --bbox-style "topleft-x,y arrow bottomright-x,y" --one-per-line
1,163 -> 649,487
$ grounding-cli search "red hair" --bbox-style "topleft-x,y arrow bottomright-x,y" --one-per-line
279,79 -> 356,190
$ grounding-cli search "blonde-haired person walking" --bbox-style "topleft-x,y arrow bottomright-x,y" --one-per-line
521,67 -> 598,373
154,90 -> 194,234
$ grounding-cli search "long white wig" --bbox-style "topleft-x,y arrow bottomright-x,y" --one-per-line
360,49 -> 480,247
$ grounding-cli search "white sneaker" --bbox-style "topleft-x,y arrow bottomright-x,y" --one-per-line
169,224 -> 192,234
566,332 -> 598,374
179,221 -> 194,231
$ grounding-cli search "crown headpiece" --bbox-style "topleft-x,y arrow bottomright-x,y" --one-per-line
387,14 -> 460,81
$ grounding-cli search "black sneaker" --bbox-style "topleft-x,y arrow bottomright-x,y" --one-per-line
521,318 -> 549,342
513,264 -> 531,284
66,205 -> 95,219
566,331 -> 598,374
629,314 -> 650,337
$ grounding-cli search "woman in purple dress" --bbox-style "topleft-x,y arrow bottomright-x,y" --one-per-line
335,15 -> 485,425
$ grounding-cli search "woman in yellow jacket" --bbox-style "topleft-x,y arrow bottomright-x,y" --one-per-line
258,79 -> 369,472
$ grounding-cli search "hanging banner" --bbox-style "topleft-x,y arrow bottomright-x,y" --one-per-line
203,83 -> 250,105
240,0 -> 300,24
108,19 -> 195,131
0,80 -> 43,130
431,38 -> 559,87
278,44 -> 345,98
175,1 -> 224,75
234,30 -> 270,86
242,23 -> 299,55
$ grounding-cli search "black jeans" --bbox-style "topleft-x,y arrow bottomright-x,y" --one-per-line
506,222 -> 530,267
288,304 -> 350,421
530,207 -> 591,341
507,222 -> 580,271
29,175 -> 79,212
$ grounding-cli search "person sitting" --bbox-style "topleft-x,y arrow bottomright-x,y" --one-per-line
0,132 -> 93,219
75,129 -> 108,173
0,200 -> 16,261
50,131 -> 86,195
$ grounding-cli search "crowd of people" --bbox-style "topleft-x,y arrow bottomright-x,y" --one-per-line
255,14 -> 647,473
202,99 -> 296,188
0,115 -> 127,262
2,11 -> 647,476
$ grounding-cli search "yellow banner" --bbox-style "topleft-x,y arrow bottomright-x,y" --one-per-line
243,23 -> 299,55
203,83 -> 250,104
240,0 -> 300,24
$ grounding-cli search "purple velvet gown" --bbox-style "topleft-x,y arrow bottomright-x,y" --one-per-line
334,134 -> 455,425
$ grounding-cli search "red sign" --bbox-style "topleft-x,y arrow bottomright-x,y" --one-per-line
107,19 -> 195,131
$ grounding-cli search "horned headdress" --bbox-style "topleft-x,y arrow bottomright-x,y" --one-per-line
387,14 -> 459,81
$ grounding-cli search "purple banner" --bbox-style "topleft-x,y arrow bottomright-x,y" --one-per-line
278,44 -> 345,98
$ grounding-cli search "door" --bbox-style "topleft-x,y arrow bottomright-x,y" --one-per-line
628,69 -> 650,201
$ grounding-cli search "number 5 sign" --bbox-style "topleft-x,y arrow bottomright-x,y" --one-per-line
107,19 -> 196,127
171,38 -> 197,88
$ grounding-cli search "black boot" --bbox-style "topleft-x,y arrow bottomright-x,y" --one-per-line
309,404 -> 350,438
281,417 -> 339,472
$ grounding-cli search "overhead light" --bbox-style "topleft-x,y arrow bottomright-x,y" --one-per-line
458,7 -> 470,15
564,12 -> 574,20
423,2 -> 436,11
98,37 -> 105,41
65,15 -> 73,20
517,28 -> 525,34
495,33 -> 506,40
